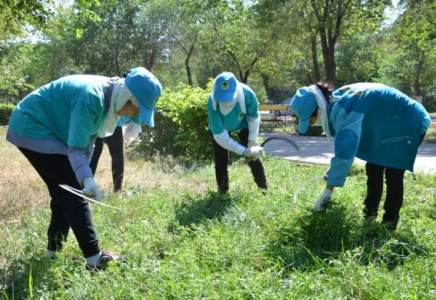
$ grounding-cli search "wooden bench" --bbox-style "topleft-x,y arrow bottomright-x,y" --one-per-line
259,104 -> 291,124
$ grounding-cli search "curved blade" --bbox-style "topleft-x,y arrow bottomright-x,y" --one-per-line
59,184 -> 121,210
261,136 -> 300,152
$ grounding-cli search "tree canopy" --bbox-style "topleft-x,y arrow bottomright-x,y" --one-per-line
1,0 -> 436,109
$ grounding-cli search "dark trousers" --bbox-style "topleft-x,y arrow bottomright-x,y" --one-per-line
364,162 -> 406,226
211,128 -> 267,193
364,134 -> 425,228
18,147 -> 100,258
90,126 -> 124,192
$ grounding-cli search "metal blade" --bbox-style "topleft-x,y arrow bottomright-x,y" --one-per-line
261,136 -> 300,152
59,184 -> 121,210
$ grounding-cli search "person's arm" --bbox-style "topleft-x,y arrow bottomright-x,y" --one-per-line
326,107 -> 364,187
245,91 -> 260,145
313,113 -> 363,212
67,92 -> 104,199
68,146 -> 94,185
207,97 -> 246,155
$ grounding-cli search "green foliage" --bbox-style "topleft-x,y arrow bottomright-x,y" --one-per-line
133,83 -> 212,160
0,103 -> 14,125
2,156 -> 436,298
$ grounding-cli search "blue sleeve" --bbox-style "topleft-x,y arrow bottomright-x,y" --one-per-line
327,108 -> 364,187
68,146 -> 93,185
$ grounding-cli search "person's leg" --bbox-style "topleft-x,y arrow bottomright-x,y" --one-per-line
46,198 -> 70,252
105,126 -> 124,192
210,131 -> 230,193
18,147 -> 101,258
90,137 -> 104,176
363,162 -> 385,219
237,128 -> 268,190
382,167 -> 406,230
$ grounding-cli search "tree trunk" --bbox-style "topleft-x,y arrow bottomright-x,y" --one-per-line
261,74 -> 270,101
311,34 -> 321,82
185,43 -> 195,87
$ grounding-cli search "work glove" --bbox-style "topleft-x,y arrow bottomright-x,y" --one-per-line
313,188 -> 332,212
243,146 -> 265,161
123,122 -> 142,142
83,177 -> 104,202
247,140 -> 260,148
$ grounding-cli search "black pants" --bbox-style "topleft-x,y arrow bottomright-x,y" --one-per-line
18,147 -> 100,258
364,134 -> 425,228
90,126 -> 124,192
364,162 -> 406,227
211,128 -> 267,193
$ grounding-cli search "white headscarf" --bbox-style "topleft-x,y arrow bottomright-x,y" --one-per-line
98,79 -> 137,138
307,85 -> 332,140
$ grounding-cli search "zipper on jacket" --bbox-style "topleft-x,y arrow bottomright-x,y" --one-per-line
382,136 -> 411,144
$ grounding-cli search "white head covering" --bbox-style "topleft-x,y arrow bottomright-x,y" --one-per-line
99,78 -> 138,138
307,85 -> 332,139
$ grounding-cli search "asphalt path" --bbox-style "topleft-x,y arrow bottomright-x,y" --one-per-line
260,133 -> 436,174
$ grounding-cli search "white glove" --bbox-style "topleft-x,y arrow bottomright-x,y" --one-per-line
123,122 -> 142,142
313,188 -> 333,212
247,140 -> 260,148
83,177 -> 104,202
243,146 -> 265,160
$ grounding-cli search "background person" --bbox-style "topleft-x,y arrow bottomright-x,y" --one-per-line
291,82 -> 430,230
90,115 -> 142,192
6,67 -> 162,269
207,72 -> 267,193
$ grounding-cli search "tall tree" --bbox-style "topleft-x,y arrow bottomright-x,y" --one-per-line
378,0 -> 436,108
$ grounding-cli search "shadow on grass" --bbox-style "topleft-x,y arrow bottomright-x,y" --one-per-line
266,202 -> 428,274
168,191 -> 234,232
0,256 -> 60,299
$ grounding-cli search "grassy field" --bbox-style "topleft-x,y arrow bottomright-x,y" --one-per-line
1,127 -> 436,299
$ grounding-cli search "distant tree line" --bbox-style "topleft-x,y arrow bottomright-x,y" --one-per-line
1,0 -> 435,110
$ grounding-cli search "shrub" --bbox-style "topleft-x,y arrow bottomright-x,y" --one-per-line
0,104 -> 14,125
132,83 -> 213,160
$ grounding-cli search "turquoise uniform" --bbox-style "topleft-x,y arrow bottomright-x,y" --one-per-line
7,75 -> 115,184
326,83 -> 430,187
208,84 -> 259,134
8,75 -> 110,148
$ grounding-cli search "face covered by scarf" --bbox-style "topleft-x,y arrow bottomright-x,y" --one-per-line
98,78 -> 139,138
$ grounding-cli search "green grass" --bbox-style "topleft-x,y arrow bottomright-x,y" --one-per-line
2,138 -> 436,298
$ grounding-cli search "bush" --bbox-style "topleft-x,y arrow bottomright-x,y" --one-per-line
132,83 -> 213,160
0,104 -> 14,125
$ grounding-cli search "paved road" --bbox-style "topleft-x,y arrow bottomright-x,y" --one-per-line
260,133 -> 436,174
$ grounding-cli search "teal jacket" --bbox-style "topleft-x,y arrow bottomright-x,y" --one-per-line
326,83 -> 430,187
207,83 -> 259,134
8,75 -> 110,148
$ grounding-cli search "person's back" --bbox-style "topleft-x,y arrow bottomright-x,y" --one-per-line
329,83 -> 430,171
8,75 -> 109,148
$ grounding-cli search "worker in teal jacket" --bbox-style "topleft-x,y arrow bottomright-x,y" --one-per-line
291,82 -> 430,230
7,67 -> 161,269
207,72 -> 267,193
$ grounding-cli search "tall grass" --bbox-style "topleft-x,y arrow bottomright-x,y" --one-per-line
1,127 -> 436,299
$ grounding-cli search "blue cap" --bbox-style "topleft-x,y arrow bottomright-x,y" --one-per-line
125,67 -> 162,127
212,72 -> 238,102
290,87 -> 318,134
